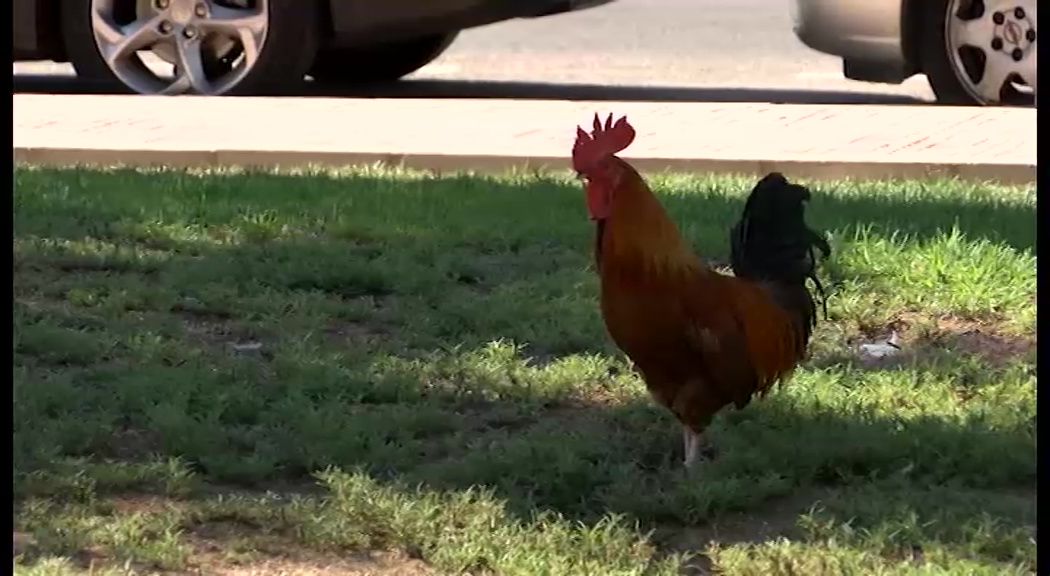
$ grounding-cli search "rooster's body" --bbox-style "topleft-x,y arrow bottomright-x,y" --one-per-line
573,115 -> 830,468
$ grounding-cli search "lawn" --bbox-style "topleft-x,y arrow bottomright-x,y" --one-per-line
13,164 -> 1036,575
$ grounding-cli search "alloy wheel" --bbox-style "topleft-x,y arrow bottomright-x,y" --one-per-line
945,0 -> 1036,105
90,0 -> 269,95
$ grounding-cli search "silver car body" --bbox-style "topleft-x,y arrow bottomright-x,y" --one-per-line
791,0 -> 915,84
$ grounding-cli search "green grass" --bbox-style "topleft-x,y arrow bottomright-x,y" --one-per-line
13,164 -> 1036,575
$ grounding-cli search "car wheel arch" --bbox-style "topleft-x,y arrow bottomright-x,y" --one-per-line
899,0 -> 926,75
29,0 -> 69,61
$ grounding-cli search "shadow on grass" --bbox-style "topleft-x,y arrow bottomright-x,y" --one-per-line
13,357 -> 1037,571
13,166 -> 1037,571
14,167 -> 1036,251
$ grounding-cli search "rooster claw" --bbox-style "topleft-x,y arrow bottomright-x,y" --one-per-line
682,447 -> 719,470
682,427 -> 720,469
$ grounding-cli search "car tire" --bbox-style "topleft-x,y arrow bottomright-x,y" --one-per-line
308,32 -> 458,84
918,0 -> 1036,106
59,0 -> 321,95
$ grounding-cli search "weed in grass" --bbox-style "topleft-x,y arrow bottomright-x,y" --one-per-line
13,165 -> 1035,575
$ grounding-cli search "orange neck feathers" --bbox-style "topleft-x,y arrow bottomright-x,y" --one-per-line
598,158 -> 703,276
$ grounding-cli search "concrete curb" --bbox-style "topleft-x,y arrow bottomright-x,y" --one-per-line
13,147 -> 1035,185
13,95 -> 1036,184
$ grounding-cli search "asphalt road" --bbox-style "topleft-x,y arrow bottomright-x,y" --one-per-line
12,0 -> 936,104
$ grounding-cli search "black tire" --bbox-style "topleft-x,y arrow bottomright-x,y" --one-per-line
918,0 -> 1035,106
309,32 -> 457,84
59,0 -> 320,95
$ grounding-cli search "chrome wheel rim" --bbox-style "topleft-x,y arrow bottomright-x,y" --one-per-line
90,0 -> 269,95
945,0 -> 1036,105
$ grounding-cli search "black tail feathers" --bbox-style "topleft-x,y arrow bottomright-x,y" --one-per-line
729,172 -> 831,320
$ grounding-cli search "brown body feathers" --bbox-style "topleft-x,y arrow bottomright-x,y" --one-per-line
573,114 -> 830,467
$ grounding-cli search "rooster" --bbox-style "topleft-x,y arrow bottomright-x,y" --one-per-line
572,114 -> 830,469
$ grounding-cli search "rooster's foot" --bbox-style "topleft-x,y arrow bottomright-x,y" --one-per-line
683,427 -> 721,469
682,427 -> 706,468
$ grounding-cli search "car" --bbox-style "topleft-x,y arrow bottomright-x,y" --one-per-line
13,0 -> 616,96
790,0 -> 1036,106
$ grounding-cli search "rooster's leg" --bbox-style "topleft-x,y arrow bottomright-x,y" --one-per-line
683,426 -> 703,468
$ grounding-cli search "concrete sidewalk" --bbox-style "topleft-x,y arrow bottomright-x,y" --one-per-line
13,94 -> 1037,183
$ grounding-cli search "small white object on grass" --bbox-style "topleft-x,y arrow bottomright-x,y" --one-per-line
229,341 -> 264,356
858,331 -> 902,360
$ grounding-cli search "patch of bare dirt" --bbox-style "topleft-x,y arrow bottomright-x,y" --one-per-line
851,312 -> 1034,366
323,319 -> 389,347
194,550 -> 432,576
659,483 -> 1039,575
194,481 -> 328,501
13,531 -> 34,557
16,528 -> 431,576
657,489 -> 831,575
929,321 -> 1035,365
200,558 -> 430,574
107,494 -> 176,515
106,427 -> 167,461
186,522 -> 432,576
178,312 -> 274,360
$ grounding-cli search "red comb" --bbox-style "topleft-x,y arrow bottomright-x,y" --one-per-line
572,113 -> 636,172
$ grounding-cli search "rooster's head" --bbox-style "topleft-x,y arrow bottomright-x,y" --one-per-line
572,113 -> 636,221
